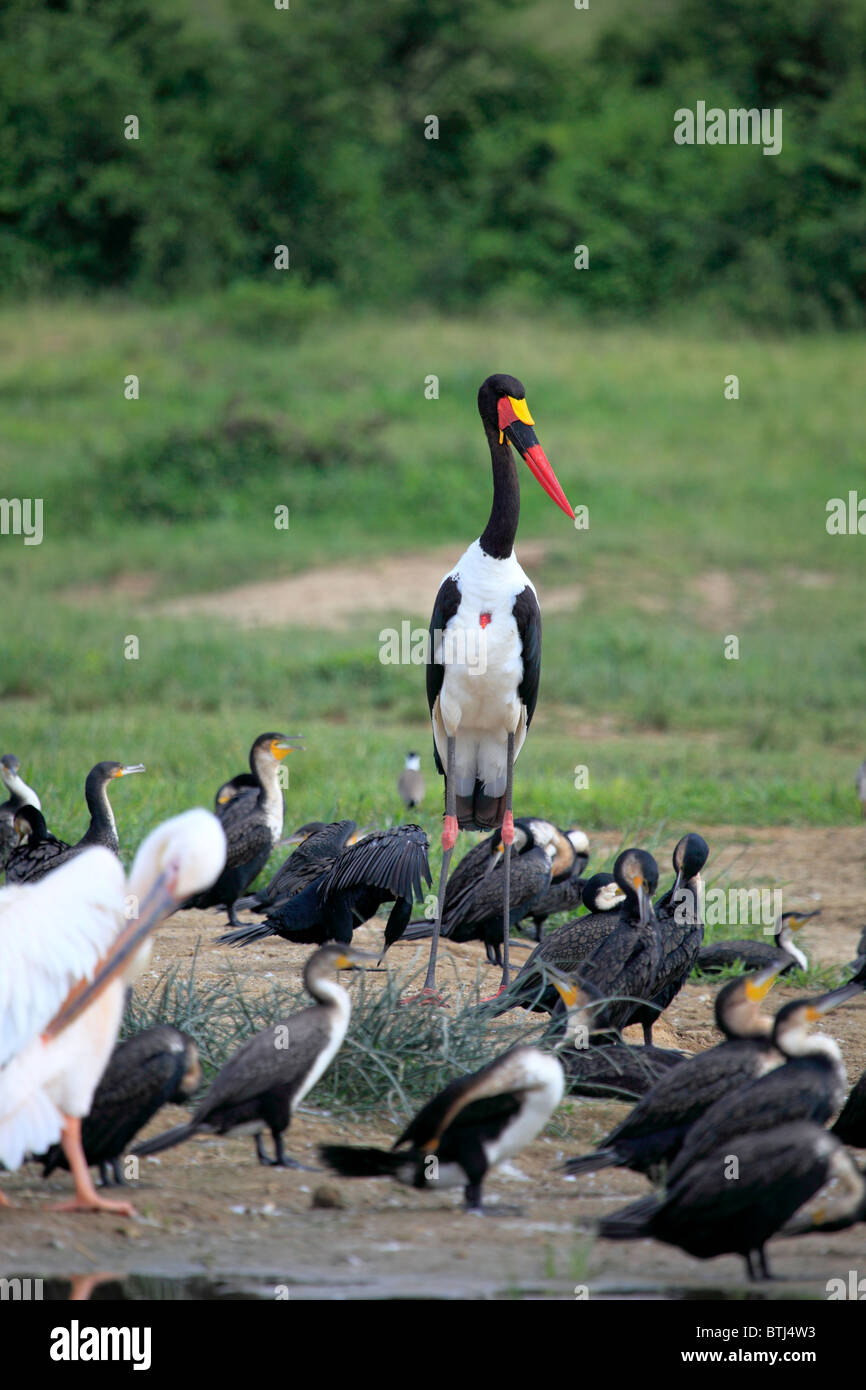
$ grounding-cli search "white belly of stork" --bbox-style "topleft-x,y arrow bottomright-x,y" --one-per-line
433,541 -> 534,799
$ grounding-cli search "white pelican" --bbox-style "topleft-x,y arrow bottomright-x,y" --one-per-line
0,808 -> 226,1214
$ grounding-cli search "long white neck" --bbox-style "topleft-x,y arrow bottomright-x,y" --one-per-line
3,770 -> 41,811
254,755 -> 285,834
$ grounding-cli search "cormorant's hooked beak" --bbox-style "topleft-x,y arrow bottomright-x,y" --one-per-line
549,969 -> 581,1011
497,396 -> 574,519
633,876 -> 657,929
42,866 -> 184,1041
283,827 -> 314,847
115,764 -> 146,777
806,977 -> 866,1018
786,910 -> 821,932
335,948 -> 378,971
270,736 -> 304,761
745,962 -> 783,1001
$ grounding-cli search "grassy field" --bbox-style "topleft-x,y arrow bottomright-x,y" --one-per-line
1,293 -> 864,842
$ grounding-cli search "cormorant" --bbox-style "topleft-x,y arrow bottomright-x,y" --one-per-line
663,975 -> 865,1188
599,1121 -> 860,1280
520,826 -> 589,940
423,374 -> 574,998
214,773 -> 258,808
218,825 -> 431,956
832,1070 -> 866,1145
320,1045 -> 564,1211
398,819 -> 561,967
133,945 -> 372,1168
546,973 -> 686,1099
562,965 -> 783,1180
0,753 -> 41,870
235,820 -> 360,914
398,752 -> 426,810
5,761 -> 145,885
831,967 -> 866,1148
626,832 -> 708,1044
696,910 -> 817,975
501,849 -> 659,1018
183,732 -> 303,926
39,1026 -> 200,1186
580,872 -> 626,914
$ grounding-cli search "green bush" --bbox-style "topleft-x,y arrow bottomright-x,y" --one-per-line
0,0 -> 864,324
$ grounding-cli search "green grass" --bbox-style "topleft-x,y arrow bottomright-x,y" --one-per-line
125,948 -> 550,1117
0,295 -> 863,835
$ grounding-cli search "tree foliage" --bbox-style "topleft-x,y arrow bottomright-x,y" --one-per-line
0,0 -> 864,324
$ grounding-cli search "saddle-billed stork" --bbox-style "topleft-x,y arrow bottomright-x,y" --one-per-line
420,374 -> 574,1000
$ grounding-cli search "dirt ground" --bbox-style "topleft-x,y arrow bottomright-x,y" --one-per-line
3,825 -> 865,1300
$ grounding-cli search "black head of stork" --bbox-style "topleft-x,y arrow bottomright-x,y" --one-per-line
476,375 -> 573,558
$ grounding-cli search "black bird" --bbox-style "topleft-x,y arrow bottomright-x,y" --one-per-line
422,374 -> 574,998
545,972 -> 686,1099
557,1034 -> 685,1101
519,826 -> 590,940
845,923 -> 866,973
5,761 -> 145,885
696,910 -> 817,975
570,849 -> 661,1038
563,965 -> 783,1180
400,818 -> 561,967
626,832 -> 709,1044
235,820 -> 360,914
4,807 -> 68,883
663,979 -> 865,1189
214,773 -> 258,809
832,1066 -> 866,1147
218,825 -> 431,956
502,849 -> 658,1019
133,945 -> 371,1168
0,753 -> 41,870
579,872 -> 626,914
183,732 -> 303,926
40,1026 -> 200,1187
320,1045 -> 564,1212
599,1121 -> 859,1281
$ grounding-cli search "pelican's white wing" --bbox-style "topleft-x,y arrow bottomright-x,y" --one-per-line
0,847 -> 124,1068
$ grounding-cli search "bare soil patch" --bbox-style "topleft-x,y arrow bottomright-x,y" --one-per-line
2,825 -> 865,1299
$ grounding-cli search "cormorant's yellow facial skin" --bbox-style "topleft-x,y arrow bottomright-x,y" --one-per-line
806,1005 -> 820,1022
111,768 -> 124,778
746,973 -> 779,1001
270,739 -> 291,761
552,979 -> 579,1009
336,953 -> 353,970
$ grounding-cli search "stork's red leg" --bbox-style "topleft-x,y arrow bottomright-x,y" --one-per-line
483,732 -> 516,1001
48,1117 -> 137,1216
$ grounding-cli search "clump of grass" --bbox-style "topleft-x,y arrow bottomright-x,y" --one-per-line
124,951 -> 547,1123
